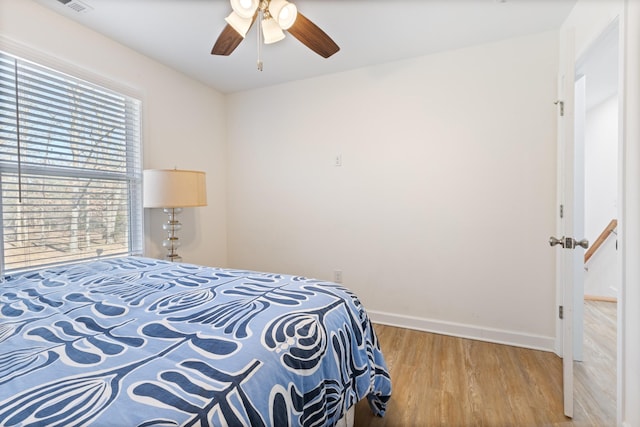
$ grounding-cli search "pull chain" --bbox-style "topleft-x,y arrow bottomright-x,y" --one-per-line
257,9 -> 263,71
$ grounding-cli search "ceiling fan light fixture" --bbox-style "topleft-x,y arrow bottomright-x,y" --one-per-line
262,17 -> 285,44
224,11 -> 253,37
212,0 -> 339,59
230,0 -> 258,19
268,0 -> 297,30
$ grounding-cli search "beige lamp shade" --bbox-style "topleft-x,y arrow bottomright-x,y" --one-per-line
143,169 -> 207,208
262,17 -> 285,44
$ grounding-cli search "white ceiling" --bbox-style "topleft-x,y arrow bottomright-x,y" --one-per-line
33,0 -> 577,94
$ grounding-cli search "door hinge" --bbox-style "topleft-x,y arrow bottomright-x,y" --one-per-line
560,204 -> 564,218
559,305 -> 564,319
555,100 -> 565,117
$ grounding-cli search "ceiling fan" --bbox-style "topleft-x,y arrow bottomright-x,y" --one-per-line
211,0 -> 340,60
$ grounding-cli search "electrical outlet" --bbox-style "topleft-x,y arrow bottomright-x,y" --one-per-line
334,154 -> 342,167
334,270 -> 342,283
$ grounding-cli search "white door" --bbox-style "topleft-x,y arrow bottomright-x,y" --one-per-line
552,27 -> 589,419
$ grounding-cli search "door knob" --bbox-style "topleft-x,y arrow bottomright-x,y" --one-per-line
549,236 -> 589,249
575,238 -> 589,249
549,236 -> 565,247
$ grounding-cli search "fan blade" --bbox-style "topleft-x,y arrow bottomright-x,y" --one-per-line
211,24 -> 245,56
287,12 -> 340,58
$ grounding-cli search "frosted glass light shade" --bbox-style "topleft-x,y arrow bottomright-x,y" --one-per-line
230,0 -> 258,19
225,11 -> 253,37
262,17 -> 285,44
143,169 -> 207,208
268,0 -> 297,30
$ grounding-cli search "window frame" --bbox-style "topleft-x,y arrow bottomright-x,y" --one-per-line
0,46 -> 144,275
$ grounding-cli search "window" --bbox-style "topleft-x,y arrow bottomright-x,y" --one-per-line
0,51 -> 143,274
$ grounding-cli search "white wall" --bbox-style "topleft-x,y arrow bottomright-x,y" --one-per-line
584,95 -> 618,298
0,0 -> 228,268
585,96 -> 618,241
227,31 -> 559,351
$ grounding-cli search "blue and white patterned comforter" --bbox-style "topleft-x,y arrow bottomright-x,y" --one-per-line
0,256 -> 391,426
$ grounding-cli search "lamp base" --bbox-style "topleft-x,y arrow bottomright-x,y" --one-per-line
162,208 -> 183,262
165,253 -> 182,262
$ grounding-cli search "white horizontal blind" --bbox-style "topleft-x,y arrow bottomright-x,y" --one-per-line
0,51 -> 142,274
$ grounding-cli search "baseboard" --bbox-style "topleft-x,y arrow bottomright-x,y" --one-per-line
367,309 -> 556,352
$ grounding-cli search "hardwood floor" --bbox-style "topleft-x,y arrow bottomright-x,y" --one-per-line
573,301 -> 617,425
355,301 -> 616,427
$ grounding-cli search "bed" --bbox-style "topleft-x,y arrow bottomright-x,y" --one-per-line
0,256 -> 391,426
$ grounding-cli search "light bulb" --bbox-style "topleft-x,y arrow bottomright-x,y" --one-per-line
268,0 -> 297,30
230,0 -> 258,19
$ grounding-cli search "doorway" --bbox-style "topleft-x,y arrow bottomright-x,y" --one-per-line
573,19 -> 619,423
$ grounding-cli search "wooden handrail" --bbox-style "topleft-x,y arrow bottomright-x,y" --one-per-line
584,219 -> 617,263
